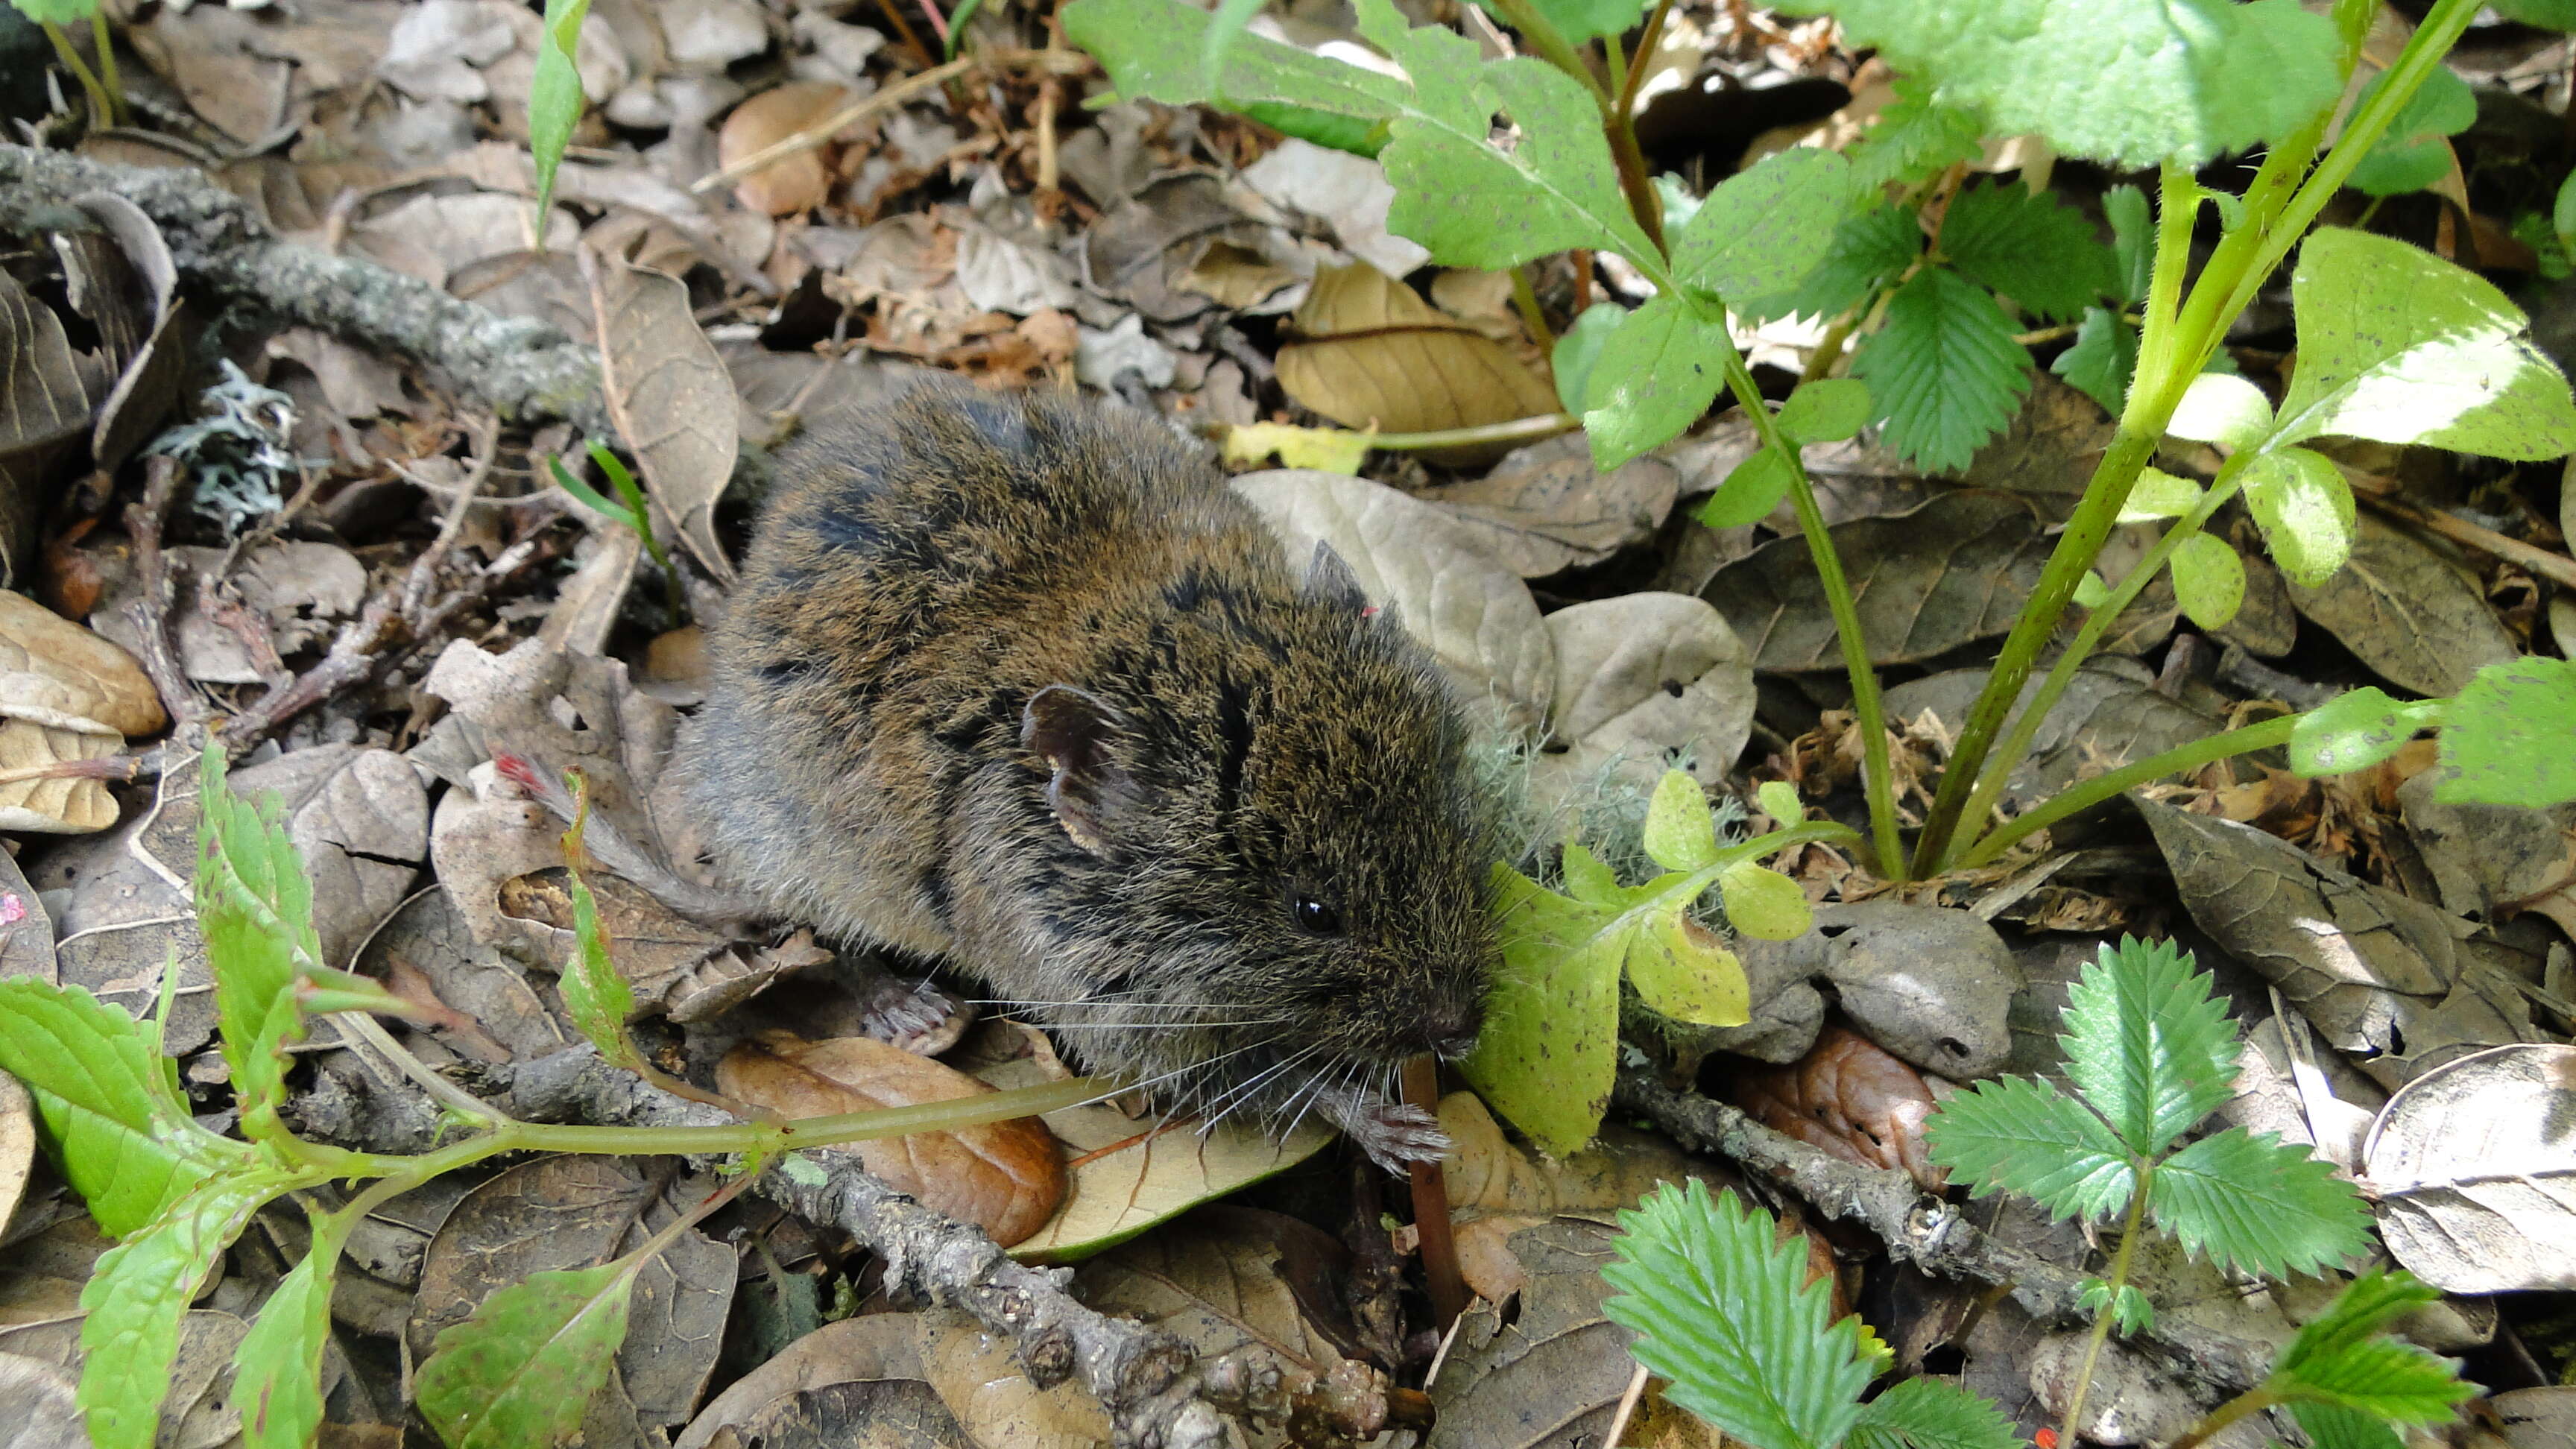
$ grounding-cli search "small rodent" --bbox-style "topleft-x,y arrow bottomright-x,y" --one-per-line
681,379 -> 1497,1167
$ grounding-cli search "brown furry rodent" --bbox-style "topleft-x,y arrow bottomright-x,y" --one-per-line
681,379 -> 1497,1167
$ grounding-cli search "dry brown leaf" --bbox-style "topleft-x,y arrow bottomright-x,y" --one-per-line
1276,263 -> 1557,464
914,1309 -> 1113,1449
719,82 -> 858,217
717,1032 -> 1068,1248
584,244 -> 741,581
0,590 -> 162,737
1720,1023 -> 1946,1189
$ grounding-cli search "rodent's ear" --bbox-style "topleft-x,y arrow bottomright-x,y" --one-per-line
1020,684 -> 1131,856
1300,540 -> 1371,616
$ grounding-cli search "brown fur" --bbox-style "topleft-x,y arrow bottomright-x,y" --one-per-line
682,379 -> 1495,1165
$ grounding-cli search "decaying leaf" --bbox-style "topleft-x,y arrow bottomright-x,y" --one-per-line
672,1314 -> 962,1449
0,587 -> 164,830
585,244 -> 741,581
1720,1023 -> 1946,1188
2364,1044 -> 2576,1294
1415,432 -> 1682,578
2283,514 -> 2516,697
1427,1218 -> 1640,1447
718,81 -> 858,216
1276,263 -> 1557,465
915,1309 -> 1114,1449
1882,659 -> 2220,817
1528,591 -> 1755,814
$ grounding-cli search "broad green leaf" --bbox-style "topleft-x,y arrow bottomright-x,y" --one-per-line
2347,66 -> 2476,198
1845,1376 -> 2020,1449
1717,862 -> 1811,941
2270,1272 -> 2472,1424
1843,78 -> 1984,193
10,0 -> 99,24
2241,446 -> 2354,587
2276,228 -> 2576,461
1737,203 -> 1922,323
1551,303 -> 1629,415
1582,293 -> 1729,470
1062,0 -> 1407,131
1851,265 -> 2030,473
2061,937 -> 2235,1157
2292,686 -> 2440,777
1767,0 -> 2339,168
2495,0 -> 2576,26
1459,865 -> 1622,1157
2292,1402 -> 2407,1449
416,1263 -> 634,1449
0,980 -> 254,1236
1625,908 -> 1750,1028
2434,657 -> 2576,806
2165,372 -> 2273,449
2150,1126 -> 2373,1279
1468,0 -> 1647,42
1655,173 -> 1703,233
198,747 -> 321,1140
2051,306 -> 2138,416
527,0 -> 594,231
1199,0 -> 1266,92
1603,1181 -> 1875,1449
2118,468 -> 2206,523
79,1178 -> 280,1449
1641,768 -> 1720,872
1360,0 -> 1659,271
1926,1075 -> 2136,1223
2103,183 -> 2153,305
1938,182 -> 2115,323
1698,448 -> 1796,528
1670,148 -> 1855,305
1780,378 -> 1872,445
233,1208 -> 350,1449
2170,531 -> 2244,631
1756,780 -> 1804,825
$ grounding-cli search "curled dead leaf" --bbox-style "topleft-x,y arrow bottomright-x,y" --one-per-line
1276,263 -> 1556,467
0,590 -> 163,833
1719,1022 -> 1946,1190
719,82 -> 858,217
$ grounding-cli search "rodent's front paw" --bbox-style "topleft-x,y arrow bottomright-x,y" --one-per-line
858,974 -> 972,1056
1343,1102 -> 1451,1172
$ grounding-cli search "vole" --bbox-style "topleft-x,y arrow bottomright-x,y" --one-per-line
681,379 -> 1497,1167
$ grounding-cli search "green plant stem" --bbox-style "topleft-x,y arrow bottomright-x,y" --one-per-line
87,11 -> 124,126
1714,345 -> 1903,880
1957,713 -> 2296,869
40,20 -> 116,130
1511,267 -> 1556,350
2058,1167 -> 2155,1448
2166,1387 -> 2288,1449
1368,413 -> 1581,449
1611,0 -> 1676,121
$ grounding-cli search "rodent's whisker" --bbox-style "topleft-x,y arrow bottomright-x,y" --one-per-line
1029,1019 -> 1289,1030
1199,1041 -> 1328,1130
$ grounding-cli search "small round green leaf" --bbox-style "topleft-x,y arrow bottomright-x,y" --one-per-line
1779,378 -> 1872,443
1625,911 -> 1750,1027
2168,531 -> 2244,629
1718,861 -> 1811,940
1698,447 -> 1797,528
2291,686 -> 2427,777
2118,467 -> 2206,522
1756,780 -> 1803,826
2167,372 -> 2274,449
2242,446 -> 2354,586
1641,768 -> 1720,872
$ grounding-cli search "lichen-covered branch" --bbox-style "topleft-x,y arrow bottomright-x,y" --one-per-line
0,146 -> 610,435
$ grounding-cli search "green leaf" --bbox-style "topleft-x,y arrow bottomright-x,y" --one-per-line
1766,0 -> 2340,168
1926,1075 -> 2136,1223
1642,769 -> 1720,872
2165,372 -> 2273,449
2071,570 -> 2111,608
233,1207 -> 350,1449
1063,0 -> 1406,131
2150,1126 -> 2373,1279
2241,446 -> 2354,587
2346,65 -> 2476,198
0,981 -> 254,1236
1843,76 -> 1985,193
2276,228 -> 2576,461
2291,1402 -> 2407,1449
2170,531 -> 2244,631
1670,148 -> 1855,306
1738,203 -> 1922,323
1780,379 -> 1872,444
1851,265 -> 2031,474
1939,182 -> 2115,323
1757,781 -> 1804,825
2103,183 -> 2153,305
1603,1181 -> 1875,1449
1717,861 -> 1811,941
2557,169 -> 2576,255
2292,686 -> 2441,777
1699,448 -> 1797,529
1560,840 -> 1624,908
1360,0 -> 1658,271
2051,306 -> 2138,416
2434,657 -> 2576,807
527,0 -> 593,230
1459,865 -> 1623,1157
415,1263 -> 634,1449
546,455 -> 644,532
2270,1271 -> 2473,1424
2493,0 -> 2576,27
1238,102 -> 1392,157
1199,0 -> 1266,92
1552,303 -> 1629,415
11,0 -> 100,25
197,745 -> 321,1140
1582,293 -> 1729,469
2061,937 -> 2236,1158
2118,468 -> 2206,523
79,1178 -> 281,1449
1845,1376 -> 2021,1449
2078,1278 -> 2155,1336
1625,906 -> 1751,1028
1468,0 -> 1647,42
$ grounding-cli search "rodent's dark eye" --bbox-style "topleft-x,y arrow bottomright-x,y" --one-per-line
1290,893 -> 1343,935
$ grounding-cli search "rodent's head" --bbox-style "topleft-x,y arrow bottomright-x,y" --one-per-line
1014,546 -> 1498,1117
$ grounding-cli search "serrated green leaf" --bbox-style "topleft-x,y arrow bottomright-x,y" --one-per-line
2150,1127 -> 2373,1278
2433,657 -> 2576,806
527,0 -> 593,228
1670,148 -> 1854,306
2103,184 -> 2153,305
1738,203 -> 1923,323
2242,446 -> 2354,586
2293,686 -> 2440,777
1642,769 -> 1721,872
1767,0 -> 2339,168
2119,468 -> 2206,523
233,1206 -> 350,1449
0,980 -> 255,1237
1625,906 -> 1750,1028
1582,292 -> 1729,469
79,1178 -> 281,1449
1781,379 -> 1872,444
1553,303 -> 1628,415
1459,865 -> 1622,1157
1852,265 -> 2031,473
1603,1181 -> 1875,1449
1718,861 -> 1811,941
2293,1401 -> 2407,1449
1939,182 -> 2115,323
2078,1278 -> 2155,1336
196,745 -> 329,1143
2347,66 -> 2476,198
1757,780 -> 1804,825
2062,937 -> 2237,1157
1845,1375 -> 2021,1449
2277,228 -> 2576,461
1699,448 -> 1797,528
2170,531 -> 2244,631
2051,306 -> 2138,415
558,859 -> 640,1073
1063,0 -> 1407,129
1844,77 -> 1985,193
2167,372 -> 2273,449
415,1263 -> 634,1449
1468,0 -> 1649,42
2270,1272 -> 2472,1424
1926,1075 -> 2136,1223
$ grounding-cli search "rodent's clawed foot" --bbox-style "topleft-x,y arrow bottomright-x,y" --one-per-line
1342,1102 -> 1452,1172
857,973 -> 973,1056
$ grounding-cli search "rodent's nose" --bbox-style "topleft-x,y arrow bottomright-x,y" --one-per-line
1422,999 -> 1480,1059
